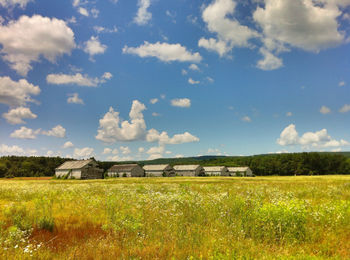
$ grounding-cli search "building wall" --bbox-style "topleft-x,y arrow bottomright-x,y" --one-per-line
205,171 -> 221,176
55,169 -> 82,179
131,167 -> 144,177
145,171 -> 163,177
176,170 -> 196,176
107,171 -> 132,177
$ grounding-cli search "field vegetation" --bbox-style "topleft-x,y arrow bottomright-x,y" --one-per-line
0,176 -> 349,259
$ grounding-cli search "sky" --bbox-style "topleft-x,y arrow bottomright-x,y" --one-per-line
0,0 -> 350,161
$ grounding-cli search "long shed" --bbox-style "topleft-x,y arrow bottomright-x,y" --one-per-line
107,164 -> 144,177
55,159 -> 103,179
173,165 -> 204,176
143,164 -> 175,177
203,166 -> 229,176
227,167 -> 253,177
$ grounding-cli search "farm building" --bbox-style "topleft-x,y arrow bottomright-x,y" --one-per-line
55,159 -> 103,179
143,164 -> 175,177
227,167 -> 253,177
173,165 -> 204,176
107,164 -> 144,177
203,166 -> 229,176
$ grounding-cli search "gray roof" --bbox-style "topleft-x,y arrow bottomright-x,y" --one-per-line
173,165 -> 201,171
56,159 -> 93,170
108,164 -> 140,172
227,167 -> 250,172
143,164 -> 170,171
203,166 -> 227,172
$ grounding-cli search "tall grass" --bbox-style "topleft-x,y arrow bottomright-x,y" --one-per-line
0,176 -> 349,259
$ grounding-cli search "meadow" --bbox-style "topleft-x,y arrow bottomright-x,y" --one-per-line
0,176 -> 349,259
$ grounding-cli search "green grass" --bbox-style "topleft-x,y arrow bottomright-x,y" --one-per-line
0,176 -> 349,259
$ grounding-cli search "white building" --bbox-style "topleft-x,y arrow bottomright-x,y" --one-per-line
173,165 -> 204,176
227,167 -> 253,177
203,166 -> 229,176
55,159 -> 103,179
143,164 -> 175,177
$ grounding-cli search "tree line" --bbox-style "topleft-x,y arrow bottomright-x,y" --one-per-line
1,152 -> 350,178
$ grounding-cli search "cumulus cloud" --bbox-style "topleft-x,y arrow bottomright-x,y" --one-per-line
0,144 -> 24,155
134,0 -> 152,25
42,125 -> 66,138
320,105 -> 331,114
150,98 -> 158,104
120,146 -> 131,155
47,72 -> 111,87
253,0 -> 344,52
171,98 -> 191,108
2,107 -> 37,124
339,104 -> 350,113
0,15 -> 75,76
339,81 -> 345,87
96,100 -> 147,143
0,76 -> 40,107
198,0 -> 258,57
277,124 -> 349,149
83,36 -> 107,60
102,148 -> 112,154
146,128 -> 199,145
67,93 -> 84,104
189,64 -> 200,71
74,147 -> 94,158
286,112 -> 293,117
62,141 -> 74,148
256,48 -> 283,70
147,145 -> 165,160
94,26 -> 118,34
123,41 -> 202,63
138,147 -> 145,153
0,0 -> 32,8
241,116 -> 252,122
10,126 -> 40,139
188,78 -> 200,85
78,7 -> 89,16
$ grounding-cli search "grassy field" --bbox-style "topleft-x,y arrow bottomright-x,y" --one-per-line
0,176 -> 349,259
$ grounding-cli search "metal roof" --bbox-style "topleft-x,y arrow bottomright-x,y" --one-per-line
108,164 -> 140,172
203,166 -> 227,172
56,159 -> 93,170
143,164 -> 170,171
173,165 -> 201,171
227,167 -> 250,172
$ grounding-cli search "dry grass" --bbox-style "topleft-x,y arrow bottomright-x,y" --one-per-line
0,175 -> 349,259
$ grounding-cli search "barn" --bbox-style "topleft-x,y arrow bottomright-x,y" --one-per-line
227,167 -> 253,177
143,164 -> 175,177
107,164 -> 144,177
55,159 -> 103,179
173,165 -> 204,176
203,166 -> 229,176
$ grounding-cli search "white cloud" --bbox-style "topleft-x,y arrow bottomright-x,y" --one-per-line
189,64 -> 200,71
62,141 -> 74,148
47,72 -> 111,87
74,147 -> 94,158
0,76 -> 40,107
0,15 -> 75,76
175,154 -> 184,158
134,0 -> 152,25
160,94 -> 166,99
0,0 -> 32,8
256,48 -> 283,70
84,36 -> 107,60
94,26 -> 118,34
96,100 -> 147,143
199,0 -> 258,57
78,7 -> 89,16
171,98 -> 191,107
120,146 -> 131,155
241,116 -> 251,122
165,150 -> 172,154
206,77 -> 214,83
2,106 -> 37,124
147,145 -> 164,160
339,81 -> 345,87
253,0 -> 344,52
277,124 -> 349,148
0,144 -> 24,155
320,105 -> 331,114
138,147 -> 145,153
146,128 -> 199,145
181,69 -> 188,75
42,125 -> 66,138
91,8 -> 99,18
123,41 -> 202,63
207,148 -> 222,155
103,148 -> 112,154
286,112 -> 292,117
150,98 -> 158,104
10,126 -> 39,139
339,104 -> 350,113
152,112 -> 161,117
188,78 -> 200,85
67,93 -> 84,104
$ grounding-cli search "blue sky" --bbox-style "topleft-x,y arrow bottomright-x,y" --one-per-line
0,0 -> 350,160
